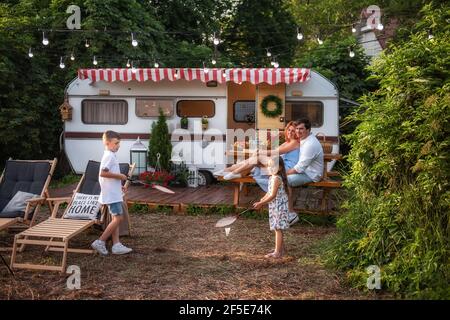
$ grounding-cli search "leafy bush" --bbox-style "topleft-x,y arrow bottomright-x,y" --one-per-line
325,5 -> 449,299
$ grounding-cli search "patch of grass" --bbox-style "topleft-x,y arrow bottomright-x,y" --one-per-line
298,213 -> 337,226
154,205 -> 173,215
185,205 -> 207,216
50,173 -> 80,189
129,203 -> 150,214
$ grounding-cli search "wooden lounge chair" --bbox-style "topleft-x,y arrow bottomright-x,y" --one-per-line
0,159 -> 57,249
10,160 -> 135,273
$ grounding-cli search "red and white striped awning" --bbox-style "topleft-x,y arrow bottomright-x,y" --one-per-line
77,68 -> 310,85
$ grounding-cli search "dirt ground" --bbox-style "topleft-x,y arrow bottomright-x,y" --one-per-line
0,212 -> 376,300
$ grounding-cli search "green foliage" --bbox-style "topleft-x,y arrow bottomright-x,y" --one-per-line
148,108 -> 172,171
169,161 -> 189,187
129,203 -> 150,214
185,204 -> 207,216
325,5 -> 450,298
50,173 -> 80,189
223,0 -> 298,66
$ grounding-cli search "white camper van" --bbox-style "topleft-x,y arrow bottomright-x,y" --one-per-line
64,68 -> 339,184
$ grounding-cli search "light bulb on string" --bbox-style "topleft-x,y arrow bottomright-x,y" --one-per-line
154,61 -> 159,68
131,62 -> 137,73
131,33 -> 138,47
349,47 -> 355,58
213,32 -> 220,46
70,52 -> 75,61
59,56 -> 65,69
92,55 -> 98,66
211,58 -> 216,65
42,31 -> 49,46
174,69 -> 179,78
428,29 -> 434,40
377,23 -> 384,31
203,62 -> 209,74
274,62 -> 279,68
352,24 -> 357,33
266,49 -> 271,57
222,71 -> 227,78
85,39 -> 90,48
126,59 -> 131,68
317,36 -> 323,45
296,27 -> 303,40
28,48 -> 33,58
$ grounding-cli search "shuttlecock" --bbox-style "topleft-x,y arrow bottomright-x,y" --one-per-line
225,227 -> 231,236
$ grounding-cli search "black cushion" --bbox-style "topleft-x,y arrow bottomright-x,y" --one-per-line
78,160 -> 130,195
0,160 -> 51,214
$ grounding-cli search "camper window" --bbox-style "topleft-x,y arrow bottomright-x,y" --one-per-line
176,100 -> 215,118
233,100 -> 255,123
285,101 -> 324,127
136,98 -> 174,117
81,99 -> 128,124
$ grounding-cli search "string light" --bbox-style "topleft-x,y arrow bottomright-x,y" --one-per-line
266,49 -> 271,57
42,31 -> 49,46
274,62 -> 279,68
296,27 -> 303,40
211,58 -> 216,65
131,33 -> 138,47
85,39 -> 90,48
377,23 -> 384,31
154,61 -> 159,68
70,51 -> 75,61
126,59 -> 131,68
348,46 -> 355,58
213,32 -> 220,45
28,47 -> 33,58
428,29 -> 434,40
352,24 -> 357,33
174,69 -> 179,78
59,56 -> 65,69
222,71 -> 227,78
317,36 -> 323,45
92,55 -> 98,65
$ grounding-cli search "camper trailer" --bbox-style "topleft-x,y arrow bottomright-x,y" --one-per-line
64,68 -> 339,185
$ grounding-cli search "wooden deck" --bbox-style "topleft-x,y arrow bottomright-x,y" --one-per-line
50,182 -> 341,215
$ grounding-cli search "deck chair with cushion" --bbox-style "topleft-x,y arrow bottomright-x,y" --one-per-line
0,159 -> 57,248
10,160 -> 134,273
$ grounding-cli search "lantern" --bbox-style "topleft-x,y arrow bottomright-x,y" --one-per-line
187,166 -> 199,188
59,97 -> 73,121
130,137 -> 148,176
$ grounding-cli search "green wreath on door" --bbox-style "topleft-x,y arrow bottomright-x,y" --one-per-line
260,95 -> 283,118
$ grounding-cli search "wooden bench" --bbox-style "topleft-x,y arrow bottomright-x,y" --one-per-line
217,176 -> 342,213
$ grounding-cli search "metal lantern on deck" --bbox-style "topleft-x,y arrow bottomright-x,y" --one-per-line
187,166 -> 199,188
130,137 -> 148,176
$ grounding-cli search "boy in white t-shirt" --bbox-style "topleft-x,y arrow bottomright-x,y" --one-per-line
91,131 -> 132,255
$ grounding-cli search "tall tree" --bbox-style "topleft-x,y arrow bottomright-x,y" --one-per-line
222,0 -> 298,67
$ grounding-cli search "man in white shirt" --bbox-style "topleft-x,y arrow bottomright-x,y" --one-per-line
286,118 -> 324,211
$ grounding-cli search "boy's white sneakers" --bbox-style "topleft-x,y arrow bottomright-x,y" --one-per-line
91,239 -> 108,256
112,243 -> 133,255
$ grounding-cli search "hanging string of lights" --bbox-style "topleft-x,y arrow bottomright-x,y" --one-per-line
12,14 -> 402,70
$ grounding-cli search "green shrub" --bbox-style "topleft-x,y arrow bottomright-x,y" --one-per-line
325,5 -> 449,299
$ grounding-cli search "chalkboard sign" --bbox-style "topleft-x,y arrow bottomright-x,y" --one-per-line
64,193 -> 102,220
